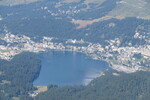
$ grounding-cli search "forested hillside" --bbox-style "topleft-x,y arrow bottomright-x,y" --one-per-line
0,52 -> 41,100
36,71 -> 150,100
0,0 -> 150,46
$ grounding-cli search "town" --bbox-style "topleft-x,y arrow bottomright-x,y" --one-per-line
0,32 -> 150,73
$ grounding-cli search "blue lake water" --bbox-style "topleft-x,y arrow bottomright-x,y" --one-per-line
33,51 -> 109,86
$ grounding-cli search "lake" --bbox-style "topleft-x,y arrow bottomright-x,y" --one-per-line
33,51 -> 109,86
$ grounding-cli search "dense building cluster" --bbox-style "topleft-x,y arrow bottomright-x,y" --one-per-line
0,32 -> 149,73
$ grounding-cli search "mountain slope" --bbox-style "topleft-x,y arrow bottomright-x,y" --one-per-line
0,0 -> 39,6
108,0 -> 150,19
